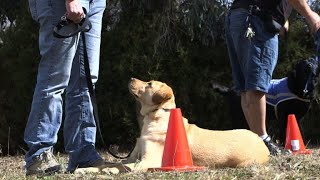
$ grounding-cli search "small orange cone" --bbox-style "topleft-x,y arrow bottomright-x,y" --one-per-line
149,108 -> 205,172
285,114 -> 311,155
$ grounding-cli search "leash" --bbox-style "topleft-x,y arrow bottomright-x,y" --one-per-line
302,34 -> 320,97
315,38 -> 319,63
53,8 -> 131,159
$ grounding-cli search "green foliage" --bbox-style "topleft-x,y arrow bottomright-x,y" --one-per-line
0,0 -> 38,154
0,0 -> 20,23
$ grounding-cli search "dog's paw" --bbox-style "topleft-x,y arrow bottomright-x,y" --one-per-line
73,167 -> 101,174
102,167 -> 120,174
101,164 -> 133,174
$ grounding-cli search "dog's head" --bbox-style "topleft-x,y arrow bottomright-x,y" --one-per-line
128,78 -> 175,116
287,57 -> 319,99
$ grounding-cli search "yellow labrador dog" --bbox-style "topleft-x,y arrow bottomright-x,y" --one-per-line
75,78 -> 269,174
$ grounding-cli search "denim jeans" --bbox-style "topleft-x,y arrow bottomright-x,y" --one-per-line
24,0 -> 106,171
225,8 -> 278,93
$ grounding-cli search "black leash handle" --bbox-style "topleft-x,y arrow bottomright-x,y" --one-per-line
53,7 -> 92,38
53,8 -> 131,159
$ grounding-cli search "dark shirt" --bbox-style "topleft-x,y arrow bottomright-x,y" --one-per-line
231,0 -> 292,26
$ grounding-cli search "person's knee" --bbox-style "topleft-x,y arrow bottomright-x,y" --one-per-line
246,90 -> 265,106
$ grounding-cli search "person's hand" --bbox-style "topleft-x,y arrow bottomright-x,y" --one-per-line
65,0 -> 84,24
311,19 -> 320,34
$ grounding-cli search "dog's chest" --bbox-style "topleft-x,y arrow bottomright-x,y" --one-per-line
141,119 -> 168,142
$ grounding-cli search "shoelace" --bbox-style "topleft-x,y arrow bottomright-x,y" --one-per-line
36,151 -> 56,163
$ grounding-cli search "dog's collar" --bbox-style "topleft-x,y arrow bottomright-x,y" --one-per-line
151,108 -> 172,113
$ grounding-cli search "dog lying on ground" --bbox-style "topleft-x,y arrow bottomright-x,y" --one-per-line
212,57 -> 319,143
75,78 -> 269,174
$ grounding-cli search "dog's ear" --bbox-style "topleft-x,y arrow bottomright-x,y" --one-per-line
152,85 -> 173,104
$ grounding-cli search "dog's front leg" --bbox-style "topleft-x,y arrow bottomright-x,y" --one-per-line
122,138 -> 141,164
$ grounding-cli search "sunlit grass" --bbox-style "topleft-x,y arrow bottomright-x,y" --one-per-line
1,148 -> 320,179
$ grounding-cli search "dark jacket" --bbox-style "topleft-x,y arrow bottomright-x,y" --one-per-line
231,0 -> 292,26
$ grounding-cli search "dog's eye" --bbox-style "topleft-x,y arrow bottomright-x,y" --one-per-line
147,82 -> 152,87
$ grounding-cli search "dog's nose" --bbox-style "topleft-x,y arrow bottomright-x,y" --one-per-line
129,78 -> 136,85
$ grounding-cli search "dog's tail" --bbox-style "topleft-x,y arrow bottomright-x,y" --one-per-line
211,81 -> 230,96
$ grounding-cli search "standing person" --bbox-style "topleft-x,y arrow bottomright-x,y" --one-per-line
24,0 -> 107,175
225,0 -> 320,155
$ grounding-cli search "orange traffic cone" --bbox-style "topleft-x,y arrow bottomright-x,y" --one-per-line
150,108 -> 205,172
285,114 -> 311,154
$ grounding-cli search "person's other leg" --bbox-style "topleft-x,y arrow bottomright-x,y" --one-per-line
225,9 -> 256,132
226,9 -> 265,134
24,0 -> 78,170
64,0 -> 107,172
243,90 -> 267,136
244,14 -> 278,138
244,15 -> 285,155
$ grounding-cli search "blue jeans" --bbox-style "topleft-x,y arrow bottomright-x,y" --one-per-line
225,8 -> 278,93
24,0 -> 106,171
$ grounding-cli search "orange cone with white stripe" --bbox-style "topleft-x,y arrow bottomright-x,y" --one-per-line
285,114 -> 311,154
149,108 -> 205,172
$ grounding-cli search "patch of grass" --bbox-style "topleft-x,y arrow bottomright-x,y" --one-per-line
1,148 -> 320,179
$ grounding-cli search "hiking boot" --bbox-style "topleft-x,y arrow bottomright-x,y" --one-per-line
78,158 -> 116,169
264,139 -> 282,156
263,137 -> 292,156
26,150 -> 61,176
78,158 -> 106,168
